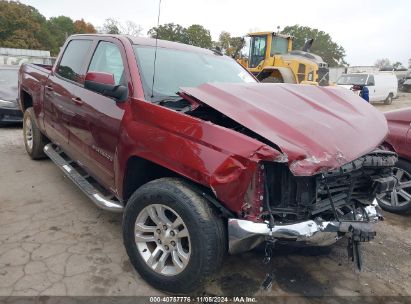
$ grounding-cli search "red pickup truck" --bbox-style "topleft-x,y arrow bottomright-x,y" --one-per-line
18,34 -> 397,293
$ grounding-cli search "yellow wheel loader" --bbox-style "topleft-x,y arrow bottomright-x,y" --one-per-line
238,32 -> 329,86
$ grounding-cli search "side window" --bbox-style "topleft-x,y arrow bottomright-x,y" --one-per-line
88,41 -> 125,85
367,75 -> 375,86
57,40 -> 92,82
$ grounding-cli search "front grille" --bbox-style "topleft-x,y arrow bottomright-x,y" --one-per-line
263,150 -> 396,222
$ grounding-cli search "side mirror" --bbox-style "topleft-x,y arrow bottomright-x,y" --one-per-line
84,72 -> 127,101
367,81 -> 375,86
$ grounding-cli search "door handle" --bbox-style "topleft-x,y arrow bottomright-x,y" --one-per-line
71,97 -> 83,105
45,85 -> 53,91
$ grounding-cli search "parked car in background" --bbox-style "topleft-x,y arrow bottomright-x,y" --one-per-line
337,72 -> 398,104
378,108 -> 411,213
398,71 -> 411,92
0,65 -> 22,125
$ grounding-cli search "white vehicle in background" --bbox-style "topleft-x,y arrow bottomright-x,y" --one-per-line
337,72 -> 398,104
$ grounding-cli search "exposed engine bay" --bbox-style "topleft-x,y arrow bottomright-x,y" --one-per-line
261,150 -> 397,223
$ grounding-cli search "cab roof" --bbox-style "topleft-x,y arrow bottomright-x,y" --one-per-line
247,32 -> 293,39
70,34 -> 218,55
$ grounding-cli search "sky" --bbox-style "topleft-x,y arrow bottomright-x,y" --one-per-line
20,0 -> 411,66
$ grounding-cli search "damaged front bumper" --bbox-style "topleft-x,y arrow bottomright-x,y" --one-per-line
228,199 -> 383,254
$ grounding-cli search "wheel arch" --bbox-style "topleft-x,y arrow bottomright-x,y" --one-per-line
257,67 -> 297,83
121,155 -> 234,217
20,90 -> 33,112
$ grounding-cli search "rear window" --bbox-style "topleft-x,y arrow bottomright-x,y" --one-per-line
57,40 -> 93,82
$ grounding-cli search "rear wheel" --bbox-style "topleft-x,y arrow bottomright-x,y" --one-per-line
123,178 -> 226,294
384,93 -> 393,105
23,107 -> 48,159
261,76 -> 283,83
377,159 -> 411,213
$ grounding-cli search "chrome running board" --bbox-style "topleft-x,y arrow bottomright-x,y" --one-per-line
43,143 -> 124,212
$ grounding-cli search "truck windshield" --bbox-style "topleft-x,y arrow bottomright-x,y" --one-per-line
337,74 -> 368,85
133,46 -> 256,100
248,36 -> 267,68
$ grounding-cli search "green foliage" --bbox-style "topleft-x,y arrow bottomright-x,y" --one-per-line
147,23 -> 212,48
0,1 -> 47,49
0,0 -> 96,55
281,25 -> 346,67
46,16 -> 76,55
148,23 -> 188,44
186,24 -> 212,48
217,31 -> 245,57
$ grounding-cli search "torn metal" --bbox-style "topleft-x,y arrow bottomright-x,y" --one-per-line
179,83 -> 389,176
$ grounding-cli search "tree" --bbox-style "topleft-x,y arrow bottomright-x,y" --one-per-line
217,31 -> 245,57
101,18 -> 120,34
217,31 -> 231,51
46,16 -> 75,55
185,24 -> 212,48
147,23 -> 188,44
0,1 -> 96,55
281,25 -> 346,67
0,1 -> 48,49
392,62 -> 402,69
120,20 -> 142,36
74,19 -> 97,34
374,58 -> 391,69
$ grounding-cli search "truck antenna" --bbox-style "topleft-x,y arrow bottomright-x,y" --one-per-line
151,0 -> 162,98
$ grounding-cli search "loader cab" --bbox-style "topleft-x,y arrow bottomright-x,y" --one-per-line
247,32 -> 292,68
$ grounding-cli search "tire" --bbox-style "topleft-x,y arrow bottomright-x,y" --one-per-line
377,159 -> 411,213
384,94 -> 393,105
261,76 -> 283,83
23,107 -> 48,159
122,178 -> 226,294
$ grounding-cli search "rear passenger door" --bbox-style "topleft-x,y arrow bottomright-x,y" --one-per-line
69,39 -> 127,190
44,39 -> 93,149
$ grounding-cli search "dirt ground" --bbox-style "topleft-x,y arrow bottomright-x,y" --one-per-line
0,93 -> 410,299
373,92 -> 411,112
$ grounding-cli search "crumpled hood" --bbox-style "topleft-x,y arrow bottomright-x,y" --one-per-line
180,83 -> 388,176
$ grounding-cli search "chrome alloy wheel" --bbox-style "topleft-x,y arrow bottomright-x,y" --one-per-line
378,167 -> 411,208
134,204 -> 191,276
24,116 -> 33,151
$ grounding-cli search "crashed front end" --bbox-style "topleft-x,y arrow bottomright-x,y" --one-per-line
229,150 -> 397,259
178,83 -> 397,269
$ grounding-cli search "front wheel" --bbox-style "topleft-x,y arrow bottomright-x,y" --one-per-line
384,94 -> 393,105
377,159 -> 411,213
122,178 -> 226,294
